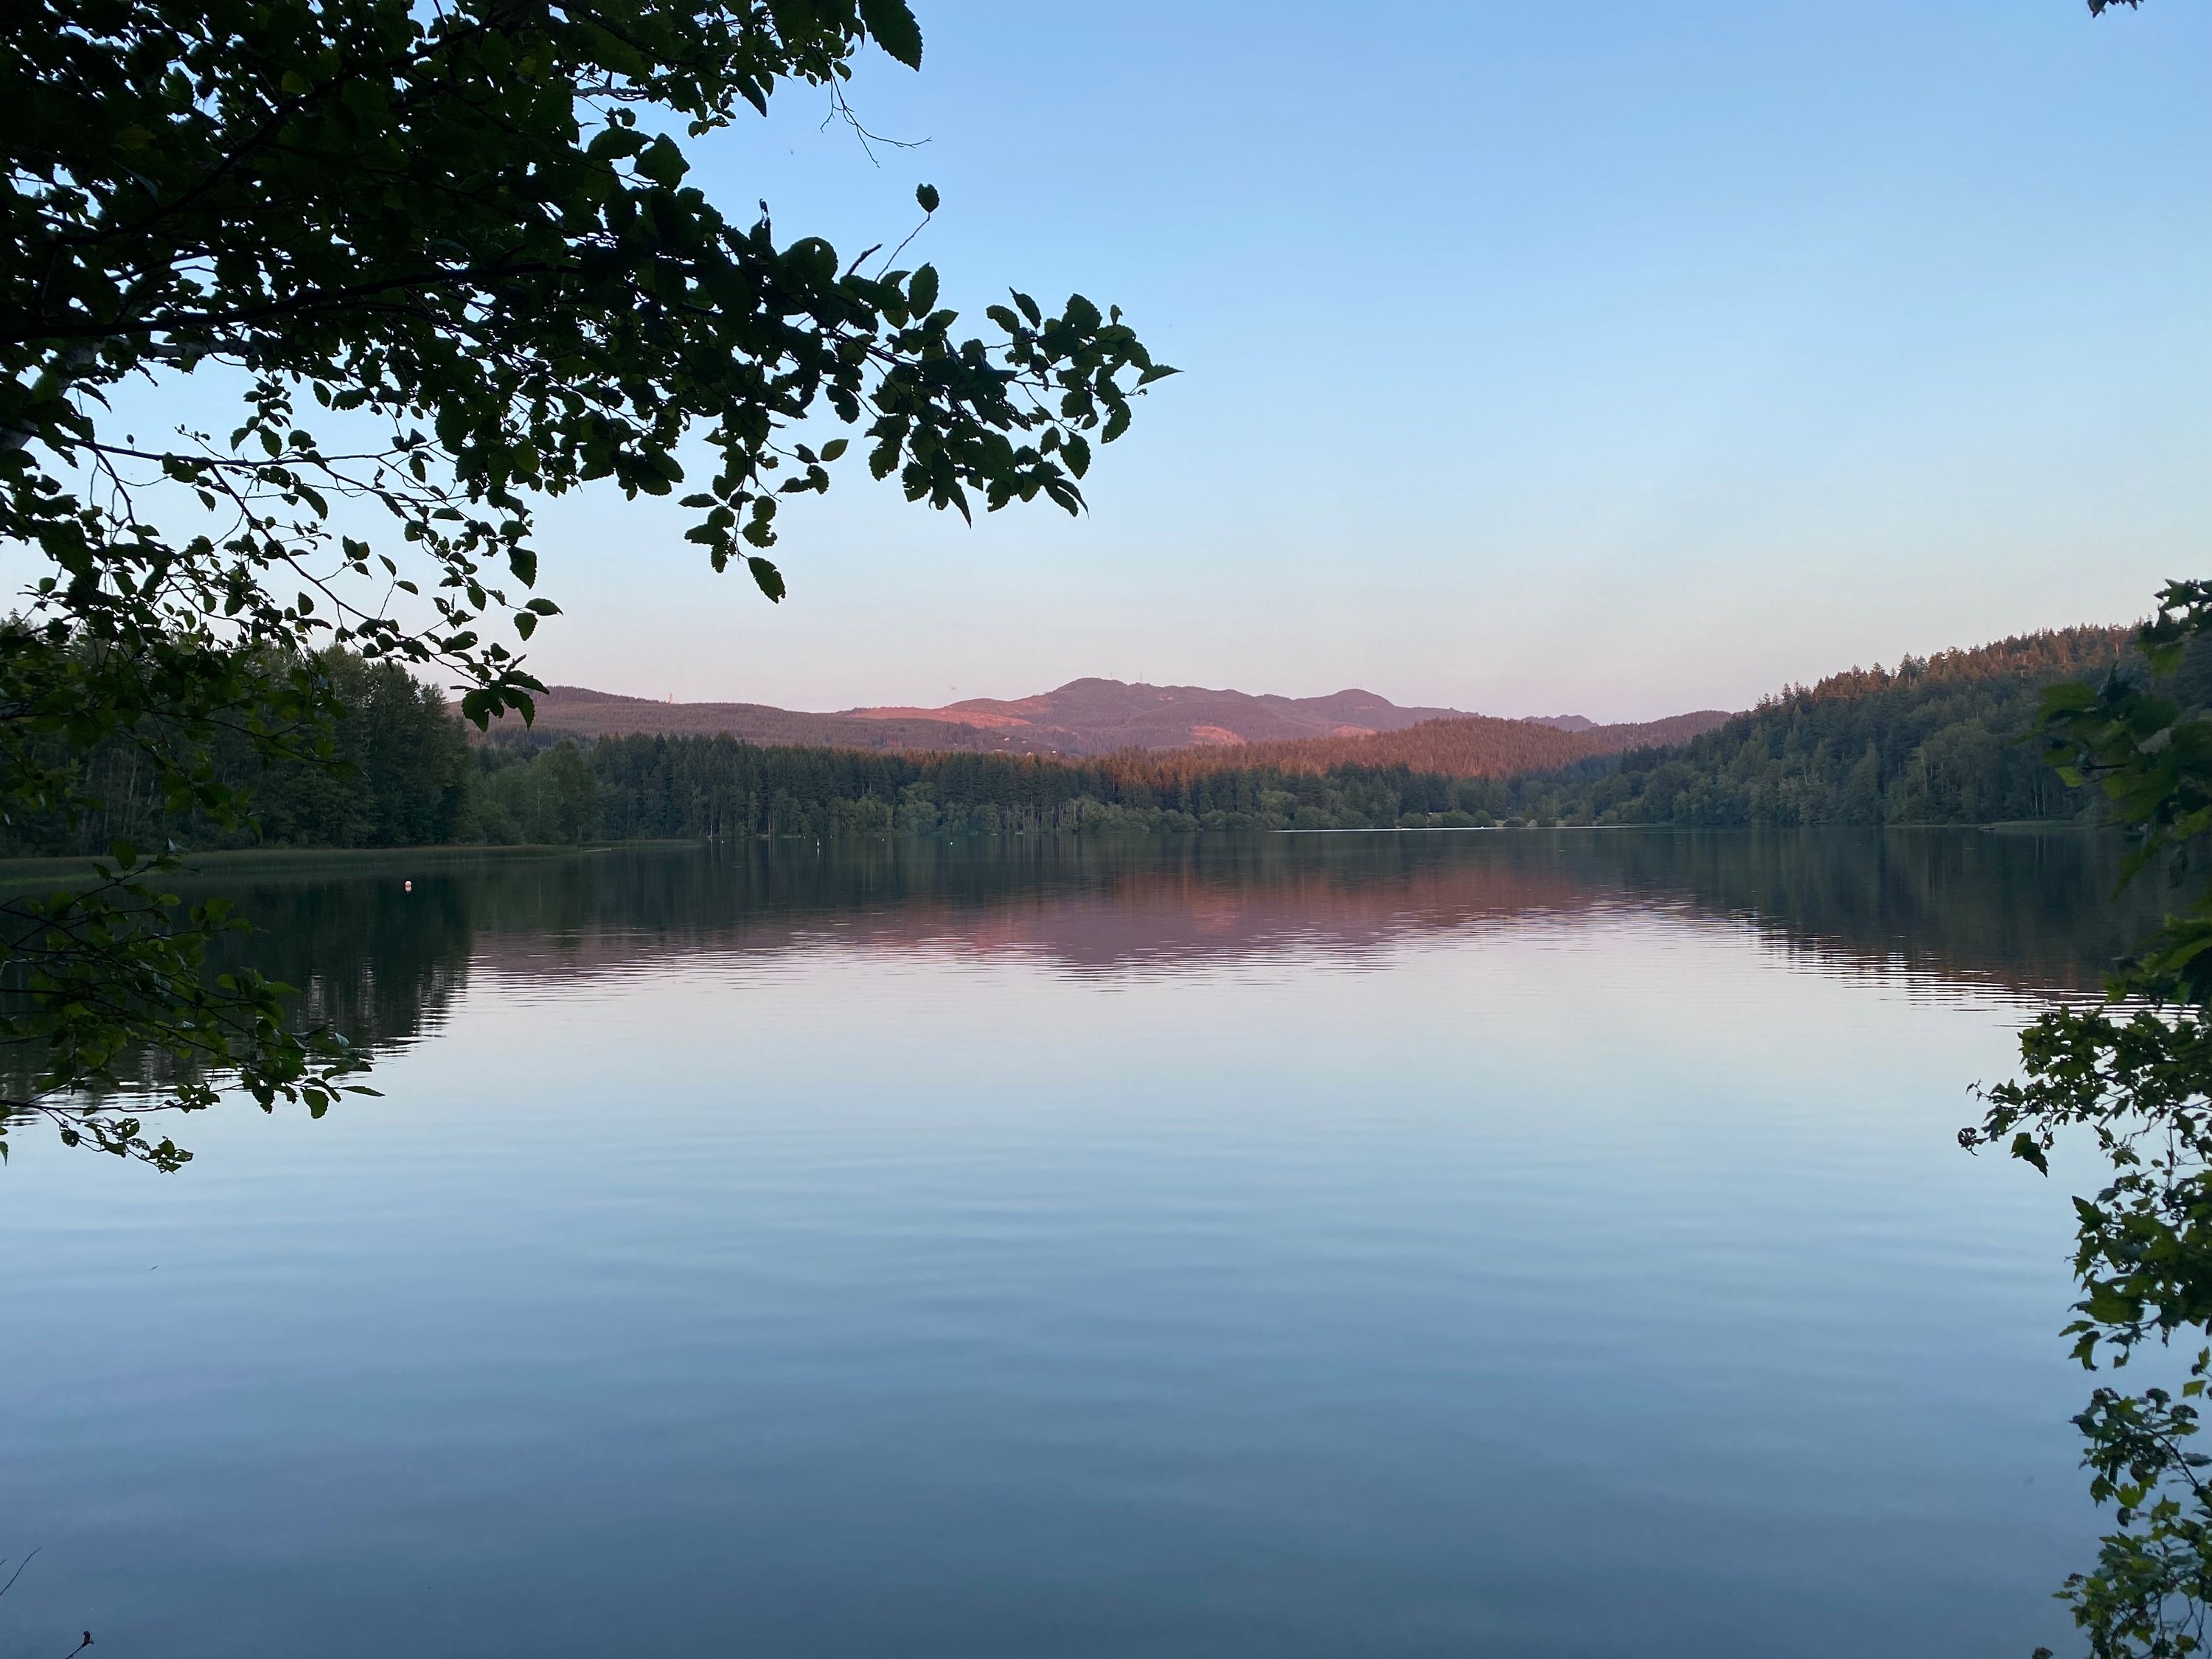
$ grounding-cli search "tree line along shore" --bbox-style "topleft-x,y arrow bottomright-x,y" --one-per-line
0,625 -> 2142,857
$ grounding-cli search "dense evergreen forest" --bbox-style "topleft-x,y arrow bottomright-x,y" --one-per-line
443,623 -> 2149,838
0,627 -> 2140,857
1573,626 -> 2133,827
1,653 -> 475,857
1154,704 -> 1730,779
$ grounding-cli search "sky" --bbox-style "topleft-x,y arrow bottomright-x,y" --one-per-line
452,2 -> 2208,717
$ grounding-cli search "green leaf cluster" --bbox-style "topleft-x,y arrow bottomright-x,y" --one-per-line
1967,585 -> 2212,1657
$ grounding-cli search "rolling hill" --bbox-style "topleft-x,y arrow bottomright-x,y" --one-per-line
1144,708 -> 1735,781
480,684 -> 1031,754
490,678 -> 1484,756
837,678 -> 1479,751
480,678 -> 1734,776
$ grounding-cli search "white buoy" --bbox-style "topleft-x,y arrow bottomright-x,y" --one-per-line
403,880 -> 413,892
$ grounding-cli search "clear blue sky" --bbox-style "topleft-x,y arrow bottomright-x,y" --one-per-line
528,0 -> 2209,720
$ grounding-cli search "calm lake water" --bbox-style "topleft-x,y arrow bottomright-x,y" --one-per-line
0,830 -> 2168,1657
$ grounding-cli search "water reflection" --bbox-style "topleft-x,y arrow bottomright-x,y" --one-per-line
173,829 -> 2161,1059
0,826 -> 2136,1659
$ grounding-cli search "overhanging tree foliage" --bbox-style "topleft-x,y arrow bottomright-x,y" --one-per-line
1953,7 -> 2212,1657
1,0 -> 1170,1164
1971,586 -> 2212,1659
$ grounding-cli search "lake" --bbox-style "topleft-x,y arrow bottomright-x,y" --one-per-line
0,829 -> 2163,1657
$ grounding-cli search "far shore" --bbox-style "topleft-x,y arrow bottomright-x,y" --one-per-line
0,841 -> 629,888
0,820 -> 2115,888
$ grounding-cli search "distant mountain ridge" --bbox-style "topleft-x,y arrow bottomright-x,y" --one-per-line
484,677 -> 1662,757
835,677 -> 1478,752
1147,707 -> 1736,781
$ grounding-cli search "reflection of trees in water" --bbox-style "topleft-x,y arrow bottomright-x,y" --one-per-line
465,829 -> 2160,994
111,830 -> 2155,1071
203,869 -> 479,1054
4,830 -> 2143,1102
1597,828 -> 2160,993
0,859 -> 488,1111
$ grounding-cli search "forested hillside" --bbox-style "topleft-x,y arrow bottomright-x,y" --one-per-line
1176,707 -> 1733,780
0,653 -> 475,857
479,677 -> 1484,756
469,624 -> 2138,836
1569,627 -> 2132,827
0,626 -> 2143,858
